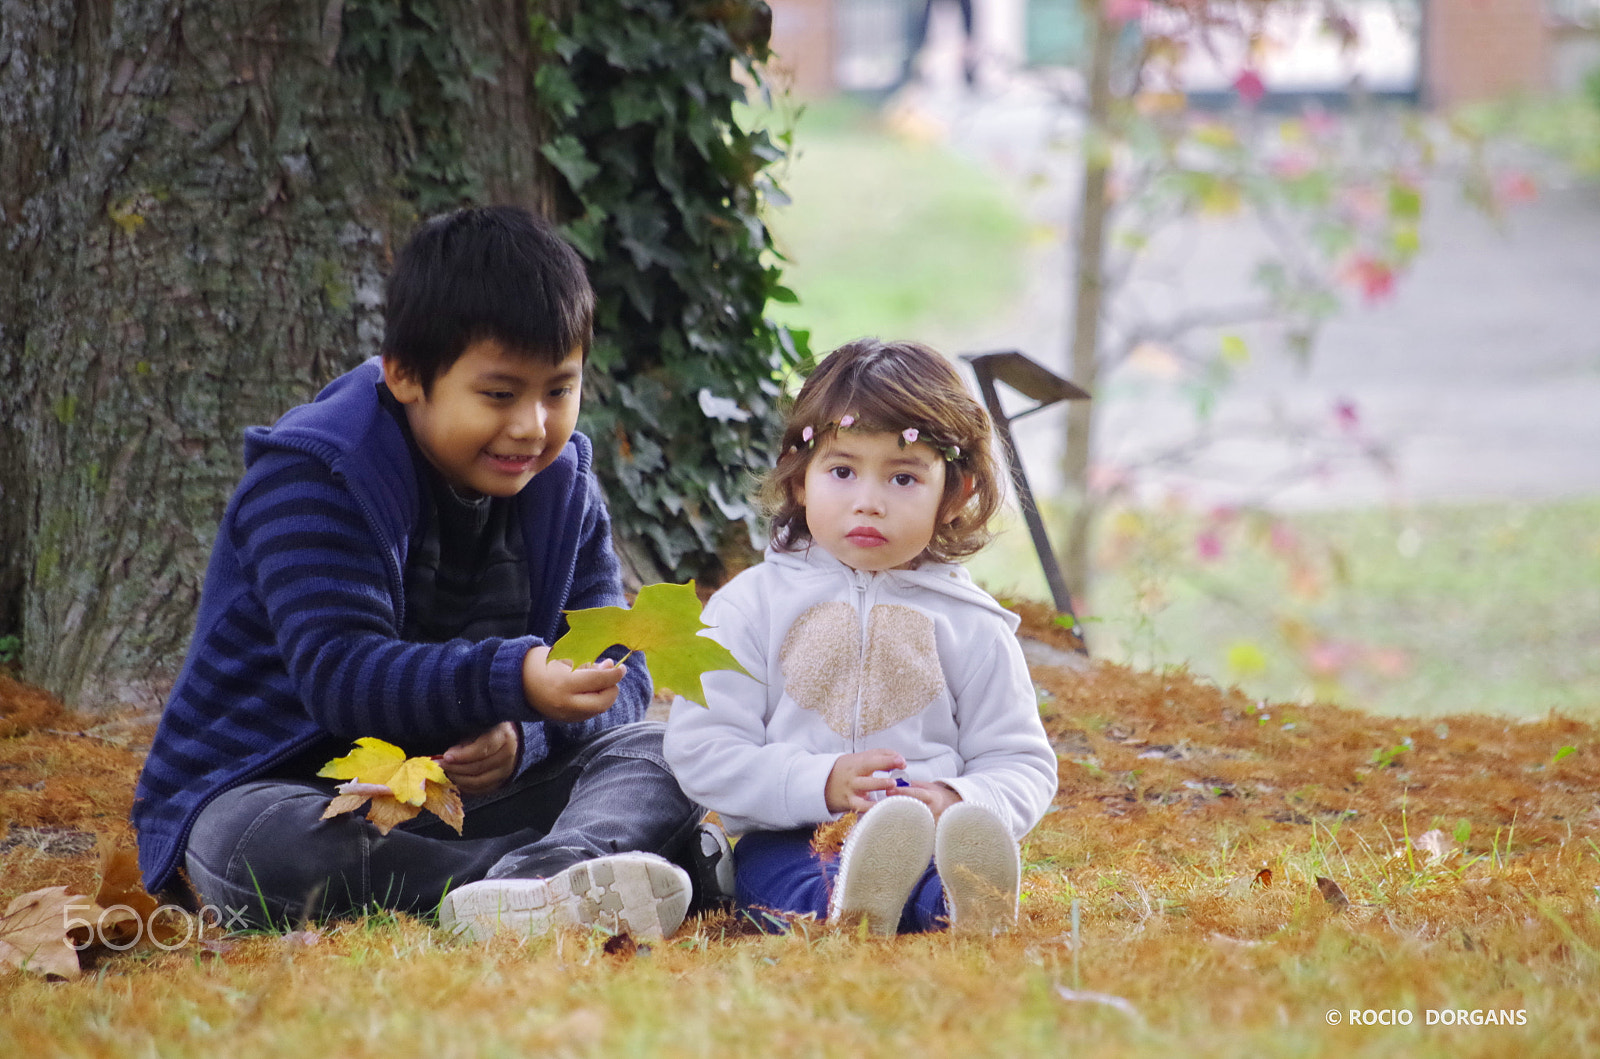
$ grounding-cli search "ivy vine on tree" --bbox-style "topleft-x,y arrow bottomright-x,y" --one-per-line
532,0 -> 803,584
339,0 -> 803,584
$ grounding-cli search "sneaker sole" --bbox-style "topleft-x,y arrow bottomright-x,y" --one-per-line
935,803 -> 1019,935
443,854 -> 691,942
828,798 -> 936,935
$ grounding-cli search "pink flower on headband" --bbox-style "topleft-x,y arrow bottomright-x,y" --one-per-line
902,428 -> 919,445
801,425 -> 814,443
839,415 -> 856,429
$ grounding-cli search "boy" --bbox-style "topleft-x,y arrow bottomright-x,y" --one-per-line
133,206 -> 704,941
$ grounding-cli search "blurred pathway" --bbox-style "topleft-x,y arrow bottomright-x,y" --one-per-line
893,74 -> 1600,510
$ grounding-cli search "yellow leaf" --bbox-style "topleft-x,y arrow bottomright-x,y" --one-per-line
1219,334 -> 1250,366
1226,641 -> 1268,677
318,740 -> 461,834
1199,179 -> 1242,216
317,736 -> 446,804
1191,121 -> 1239,151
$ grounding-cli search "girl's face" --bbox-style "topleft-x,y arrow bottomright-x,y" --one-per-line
798,429 -> 947,572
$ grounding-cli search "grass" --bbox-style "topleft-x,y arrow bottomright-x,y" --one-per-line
3,649 -> 1599,1056
1459,69 -> 1600,180
969,496 -> 1600,721
752,96 -> 1030,356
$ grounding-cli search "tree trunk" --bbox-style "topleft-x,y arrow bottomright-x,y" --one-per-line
0,0 -> 553,709
1061,0 -> 1116,610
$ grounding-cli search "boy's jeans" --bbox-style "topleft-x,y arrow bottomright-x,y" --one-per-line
183,721 -> 700,929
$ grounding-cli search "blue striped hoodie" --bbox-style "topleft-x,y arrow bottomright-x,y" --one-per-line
132,358 -> 650,894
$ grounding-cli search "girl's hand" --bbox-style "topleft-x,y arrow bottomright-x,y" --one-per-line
439,721 -> 520,795
825,748 -> 907,814
889,778 -> 962,820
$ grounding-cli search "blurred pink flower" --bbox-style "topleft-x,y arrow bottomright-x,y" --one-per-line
1334,399 -> 1360,433
1087,463 -> 1130,495
1307,641 -> 1353,676
1270,151 -> 1316,180
1104,0 -> 1148,24
1195,530 -> 1224,562
1343,254 -> 1395,303
1366,647 -> 1411,678
1302,106 -> 1339,139
1268,521 -> 1297,557
1233,69 -> 1266,105
1495,170 -> 1539,206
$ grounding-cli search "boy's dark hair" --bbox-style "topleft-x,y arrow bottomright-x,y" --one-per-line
381,205 -> 594,392
761,338 -> 1006,564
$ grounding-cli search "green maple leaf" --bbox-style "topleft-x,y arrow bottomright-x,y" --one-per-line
549,581 -> 748,708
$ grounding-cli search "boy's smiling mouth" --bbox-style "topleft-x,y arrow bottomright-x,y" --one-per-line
485,451 -> 538,473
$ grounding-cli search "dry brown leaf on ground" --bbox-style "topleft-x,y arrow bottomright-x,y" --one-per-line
0,886 -> 89,979
1414,828 -> 1457,864
1315,875 -> 1350,910
93,845 -> 187,948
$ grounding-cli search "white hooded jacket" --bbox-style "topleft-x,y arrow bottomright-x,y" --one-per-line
664,545 -> 1059,839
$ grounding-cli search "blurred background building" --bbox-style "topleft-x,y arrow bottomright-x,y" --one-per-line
767,0 -> 1600,106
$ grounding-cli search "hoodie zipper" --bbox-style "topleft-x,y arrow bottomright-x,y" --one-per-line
850,568 -> 875,751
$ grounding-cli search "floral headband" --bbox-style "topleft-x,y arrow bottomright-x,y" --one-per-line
794,414 -> 964,462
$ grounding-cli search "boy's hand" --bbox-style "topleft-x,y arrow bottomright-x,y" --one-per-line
825,748 -> 907,814
521,644 -> 627,723
439,721 -> 519,795
889,778 -> 962,820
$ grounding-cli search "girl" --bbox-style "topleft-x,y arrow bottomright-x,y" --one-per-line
664,339 -> 1059,934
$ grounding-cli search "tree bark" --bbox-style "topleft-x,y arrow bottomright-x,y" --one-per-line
0,0 -> 552,709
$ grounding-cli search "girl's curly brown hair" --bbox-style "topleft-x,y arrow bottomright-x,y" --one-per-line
760,338 -> 1006,564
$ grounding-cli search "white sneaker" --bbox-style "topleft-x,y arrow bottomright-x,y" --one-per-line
934,803 -> 1020,935
828,798 -> 936,935
440,852 -> 692,942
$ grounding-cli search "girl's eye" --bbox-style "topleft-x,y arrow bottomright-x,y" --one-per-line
892,473 -> 918,487
829,465 -> 853,480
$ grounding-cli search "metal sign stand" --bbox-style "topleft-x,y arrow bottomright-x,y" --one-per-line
961,350 -> 1091,653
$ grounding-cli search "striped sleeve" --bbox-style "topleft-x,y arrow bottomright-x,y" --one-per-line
230,456 -> 534,743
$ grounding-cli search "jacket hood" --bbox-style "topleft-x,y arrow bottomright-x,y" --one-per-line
241,357 -> 418,535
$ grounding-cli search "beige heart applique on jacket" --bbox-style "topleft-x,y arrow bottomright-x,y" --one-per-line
778,601 -> 946,738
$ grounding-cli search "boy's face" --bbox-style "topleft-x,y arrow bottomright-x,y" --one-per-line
798,429 -> 947,572
383,338 -> 583,498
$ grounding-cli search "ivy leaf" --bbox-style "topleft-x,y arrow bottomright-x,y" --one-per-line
317,738 -> 463,835
541,134 -> 601,192
549,580 -> 749,707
